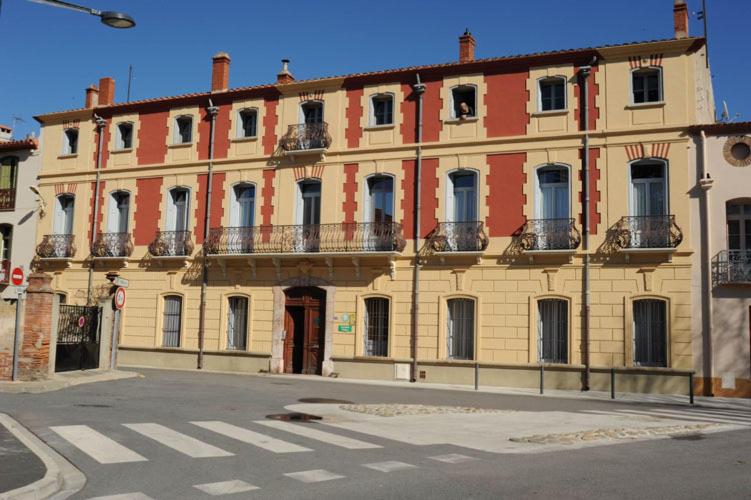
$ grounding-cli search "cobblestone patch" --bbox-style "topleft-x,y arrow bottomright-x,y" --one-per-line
339,404 -> 508,417
509,423 -> 717,445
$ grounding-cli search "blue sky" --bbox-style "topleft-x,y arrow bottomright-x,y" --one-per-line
1,0 -> 748,138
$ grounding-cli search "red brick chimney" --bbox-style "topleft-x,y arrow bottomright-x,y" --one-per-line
98,77 -> 115,106
277,59 -> 295,84
85,84 -> 99,108
459,29 -> 476,63
673,0 -> 689,39
212,52 -> 231,92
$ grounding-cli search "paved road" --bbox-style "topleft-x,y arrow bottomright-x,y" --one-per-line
0,368 -> 749,499
0,424 -> 46,494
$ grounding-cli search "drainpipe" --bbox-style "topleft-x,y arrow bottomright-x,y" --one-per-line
579,64 -> 593,391
197,100 -> 219,370
410,74 -> 426,383
87,114 -> 107,305
699,130 -> 714,395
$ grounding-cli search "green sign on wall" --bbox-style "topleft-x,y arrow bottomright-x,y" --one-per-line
338,325 -> 353,333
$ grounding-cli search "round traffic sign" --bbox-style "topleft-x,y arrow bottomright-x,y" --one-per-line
10,267 -> 24,286
77,316 -> 86,328
114,287 -> 126,310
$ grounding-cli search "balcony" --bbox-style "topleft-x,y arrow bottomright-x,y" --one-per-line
613,215 -> 682,261
148,231 -> 194,265
0,188 -> 16,211
423,222 -> 489,263
519,218 -> 581,263
91,232 -> 133,266
36,234 -> 76,262
279,123 -> 332,157
713,250 -> 751,287
0,259 -> 9,284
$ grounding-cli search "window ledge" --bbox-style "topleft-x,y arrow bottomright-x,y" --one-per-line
531,109 -> 568,117
231,136 -> 258,143
444,117 -> 479,124
169,142 -> 193,149
57,154 -> 78,159
364,124 -> 395,131
111,148 -> 133,154
626,101 -> 666,109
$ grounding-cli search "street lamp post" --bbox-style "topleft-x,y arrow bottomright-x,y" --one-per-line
28,0 -> 135,28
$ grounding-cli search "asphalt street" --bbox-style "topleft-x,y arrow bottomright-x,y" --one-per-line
0,368 -> 749,499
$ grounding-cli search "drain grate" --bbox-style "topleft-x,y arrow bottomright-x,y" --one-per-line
266,412 -> 323,422
298,398 -> 353,404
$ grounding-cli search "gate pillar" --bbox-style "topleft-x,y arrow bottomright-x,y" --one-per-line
17,272 -> 54,381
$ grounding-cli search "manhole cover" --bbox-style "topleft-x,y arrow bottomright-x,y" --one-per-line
266,412 -> 322,422
74,404 -> 112,408
298,398 -> 353,404
670,433 -> 706,441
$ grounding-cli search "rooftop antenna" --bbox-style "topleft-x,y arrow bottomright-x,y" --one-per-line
11,116 -> 26,138
126,64 -> 133,102
720,101 -> 740,123
696,0 -> 709,68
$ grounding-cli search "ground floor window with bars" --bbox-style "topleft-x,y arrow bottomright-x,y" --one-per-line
633,299 -> 667,367
364,297 -> 389,356
538,299 -> 568,363
447,298 -> 474,360
162,295 -> 182,348
227,296 -> 249,350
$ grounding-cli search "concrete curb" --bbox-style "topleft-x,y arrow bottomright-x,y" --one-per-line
0,414 -> 85,500
0,370 -> 141,394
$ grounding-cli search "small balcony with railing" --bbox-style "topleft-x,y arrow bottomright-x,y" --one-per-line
0,188 -> 16,211
91,232 -> 133,266
613,215 -> 682,261
712,250 -> 751,287
519,218 -> 581,262
148,230 -> 194,265
36,234 -> 76,263
423,221 -> 489,262
279,123 -> 332,158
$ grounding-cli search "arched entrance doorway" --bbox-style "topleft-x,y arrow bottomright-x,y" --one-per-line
284,287 -> 326,374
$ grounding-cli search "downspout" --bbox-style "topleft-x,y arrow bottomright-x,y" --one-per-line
410,74 -> 426,383
87,114 -> 107,305
699,130 -> 714,395
579,63 -> 593,391
197,100 -> 219,370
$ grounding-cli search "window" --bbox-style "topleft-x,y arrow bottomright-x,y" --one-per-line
538,299 -> 568,363
227,296 -> 248,350
174,116 -> 193,144
632,68 -> 662,104
633,299 -> 667,367
0,157 -> 18,209
451,85 -> 476,119
537,165 -> 569,219
299,181 -> 321,226
56,293 -> 67,304
167,188 -> 190,232
54,194 -> 75,235
367,176 -> 393,225
238,109 -> 258,138
116,122 -> 133,149
301,101 -> 323,124
539,77 -> 566,111
0,224 -> 11,263
447,298 -> 474,360
370,94 -> 394,126
449,171 -> 477,223
162,295 -> 183,348
631,161 -> 667,217
727,201 -> 751,252
108,191 -> 130,233
63,128 -> 78,155
231,184 -> 255,227
364,297 -> 389,356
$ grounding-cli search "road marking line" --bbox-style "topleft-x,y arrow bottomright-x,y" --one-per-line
191,421 -> 312,453
429,453 -> 477,464
123,423 -> 233,458
87,494 -> 155,500
193,480 -> 259,495
363,461 -> 416,472
284,469 -> 345,483
49,425 -> 147,465
617,409 -> 750,426
254,420 -> 381,449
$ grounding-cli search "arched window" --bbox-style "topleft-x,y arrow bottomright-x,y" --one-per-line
166,187 -> 190,232
536,165 -> 569,219
538,299 -> 568,363
633,299 -> 667,367
227,296 -> 249,350
451,85 -> 476,119
54,194 -> 75,235
447,298 -> 475,360
448,171 -> 478,223
162,295 -> 183,348
301,101 -> 323,124
364,297 -> 389,357
237,109 -> 258,138
370,94 -> 394,126
365,176 -> 394,251
296,180 -> 321,252
538,77 -> 566,111
0,156 -> 18,210
108,191 -> 130,233
630,160 -> 668,247
631,67 -> 662,104
231,184 -> 255,228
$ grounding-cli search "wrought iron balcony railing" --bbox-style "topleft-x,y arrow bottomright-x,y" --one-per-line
36,234 -> 76,259
712,250 -> 751,286
279,122 -> 332,152
425,221 -> 489,253
0,188 -> 16,211
148,230 -> 194,257
206,222 -> 406,255
0,259 -> 9,284
519,218 -> 581,251
614,215 -> 682,250
91,232 -> 134,258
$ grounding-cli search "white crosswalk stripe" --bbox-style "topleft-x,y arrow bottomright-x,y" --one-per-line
193,480 -> 259,495
254,420 -> 381,449
192,421 -> 312,453
429,453 -> 477,464
363,461 -> 416,472
50,425 -> 147,464
87,494 -> 155,500
123,423 -> 234,458
284,469 -> 345,483
583,407 -> 751,427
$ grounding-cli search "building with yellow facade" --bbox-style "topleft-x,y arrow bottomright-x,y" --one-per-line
33,1 -> 716,393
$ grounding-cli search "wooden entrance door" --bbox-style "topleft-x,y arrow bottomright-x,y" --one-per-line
283,287 -> 325,374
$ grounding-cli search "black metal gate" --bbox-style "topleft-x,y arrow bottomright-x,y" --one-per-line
55,305 -> 101,372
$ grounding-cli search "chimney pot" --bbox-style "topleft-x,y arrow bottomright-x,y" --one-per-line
85,84 -> 99,109
277,59 -> 295,84
98,77 -> 115,106
459,30 -> 476,63
673,0 -> 689,39
211,51 -> 231,92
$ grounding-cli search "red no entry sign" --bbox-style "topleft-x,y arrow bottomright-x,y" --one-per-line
77,316 -> 86,328
10,267 -> 23,286
114,287 -> 126,310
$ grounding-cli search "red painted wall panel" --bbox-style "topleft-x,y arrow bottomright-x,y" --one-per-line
198,102 -> 231,160
400,78 -> 442,144
342,163 -> 358,223
87,180 -> 106,244
574,65 -> 599,131
133,177 -> 163,245
194,172 -> 226,244
485,153 -> 527,237
260,169 -> 276,226
484,70 -> 530,137
401,159 -> 415,239
262,98 -> 279,156
578,147 -> 601,235
345,88 -> 363,149
136,110 -> 168,165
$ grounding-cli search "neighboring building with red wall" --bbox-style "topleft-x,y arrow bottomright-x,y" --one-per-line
32,1 -> 720,394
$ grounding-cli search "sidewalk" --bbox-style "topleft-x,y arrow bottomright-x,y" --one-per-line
0,369 -> 140,394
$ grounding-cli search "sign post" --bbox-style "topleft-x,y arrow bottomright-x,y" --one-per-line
111,287 -> 126,368
10,266 -> 25,381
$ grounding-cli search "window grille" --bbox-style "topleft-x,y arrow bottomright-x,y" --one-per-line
447,298 -> 474,360
162,295 -> 182,348
633,299 -> 667,367
364,298 -> 389,356
227,297 -> 248,350
538,299 -> 568,363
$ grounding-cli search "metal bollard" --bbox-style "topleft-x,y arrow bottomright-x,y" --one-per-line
689,372 -> 694,405
474,362 -> 479,391
610,368 -> 615,399
539,364 -> 544,395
